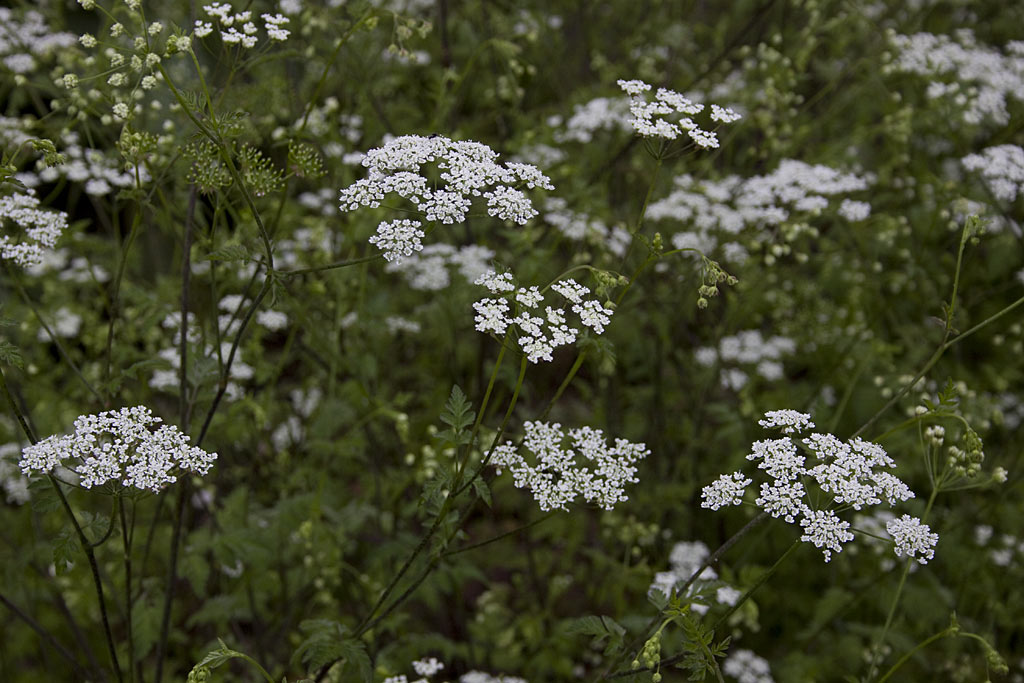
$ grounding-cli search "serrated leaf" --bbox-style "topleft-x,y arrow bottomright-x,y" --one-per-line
564,615 -> 626,639
29,479 -> 61,514
52,528 -> 80,574
293,619 -> 353,672
204,244 -> 250,262
471,477 -> 491,508
564,615 -> 626,657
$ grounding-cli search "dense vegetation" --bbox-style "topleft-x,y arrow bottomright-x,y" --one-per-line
0,0 -> 1021,681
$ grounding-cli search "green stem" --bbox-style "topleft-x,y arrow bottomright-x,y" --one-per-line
866,486 -> 939,681
103,209 -> 143,403
441,511 -> 558,558
877,627 -> 954,683
454,329 -> 511,484
119,497 -> 135,683
4,263 -> 102,402
712,538 -> 801,631
276,256 -> 385,278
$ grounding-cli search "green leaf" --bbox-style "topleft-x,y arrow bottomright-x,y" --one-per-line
563,615 -> 626,656
471,477 -> 491,508
436,385 -> 475,447
52,528 -> 80,575
293,619 -> 370,679
204,244 -> 251,262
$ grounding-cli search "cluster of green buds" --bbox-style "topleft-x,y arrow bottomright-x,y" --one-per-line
186,664 -> 211,683
632,627 -> 664,682
924,424 -> 945,447
946,427 -> 985,478
697,257 -> 738,309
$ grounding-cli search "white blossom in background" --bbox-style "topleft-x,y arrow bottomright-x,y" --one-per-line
338,134 -> 552,258
412,658 -> 444,677
701,411 -> 933,562
256,310 -> 288,331
0,190 -> 68,268
649,161 -> 874,265
617,78 -> 741,148
36,307 -> 82,341
542,197 -> 631,257
694,329 -> 797,390
647,539 -> 730,612
385,243 -> 495,291
150,313 -> 254,400
887,31 -> 1024,127
838,198 -> 872,221
553,97 -> 633,143
962,145 -> 1024,203
0,443 -> 31,505
491,421 -> 649,511
460,673 -> 528,683
0,8 -> 76,73
722,649 -> 774,683
472,270 -> 614,363
20,406 -> 217,493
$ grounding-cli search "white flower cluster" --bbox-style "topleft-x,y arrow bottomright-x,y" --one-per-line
19,406 -> 217,493
887,31 -> 1024,126
385,243 -> 494,290
701,411 -> 933,562
886,514 -> 939,564
195,4 -> 290,47
962,145 -> 1024,203
694,329 -> 797,390
648,540 -> 743,615
617,79 -> 740,148
542,197 -> 631,257
473,271 -> 614,363
491,421 -> 649,511
369,218 -> 425,262
722,649 -> 774,683
0,190 -> 68,268
649,160 -> 874,265
338,135 -> 552,258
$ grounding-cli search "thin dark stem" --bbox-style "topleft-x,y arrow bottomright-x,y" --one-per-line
442,512 -> 558,558
153,482 -> 187,683
51,475 -> 123,683
275,254 -> 382,277
181,185 -> 196,432
103,210 -> 143,405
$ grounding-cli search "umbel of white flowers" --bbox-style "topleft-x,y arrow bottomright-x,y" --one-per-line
338,134 -> 553,262
491,421 -> 649,511
473,270 -> 614,364
701,410 -> 938,563
20,406 -> 217,493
